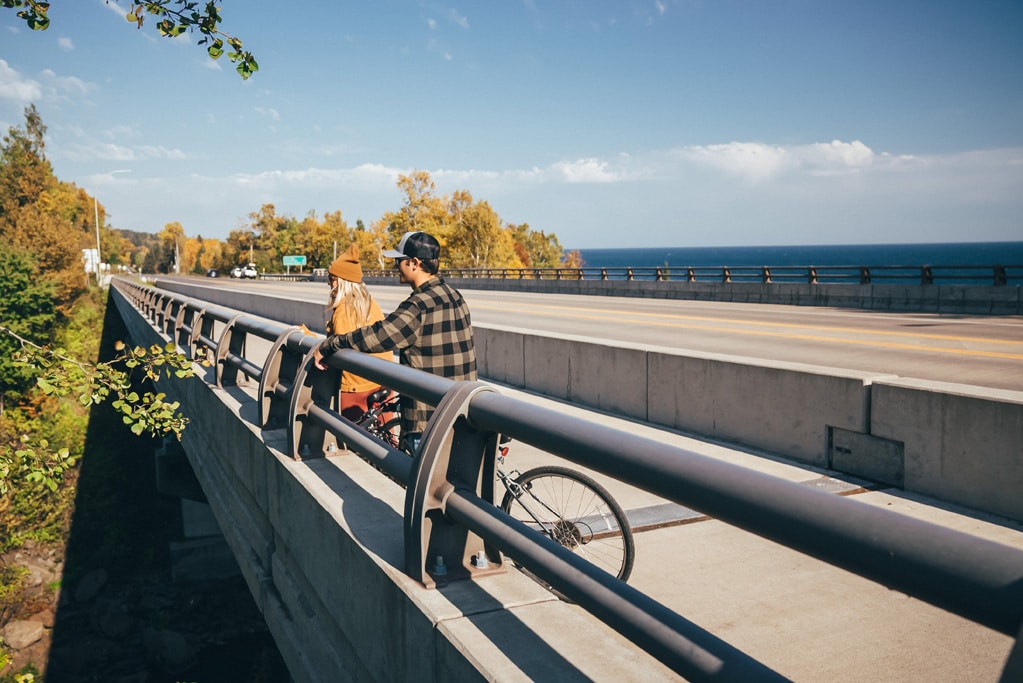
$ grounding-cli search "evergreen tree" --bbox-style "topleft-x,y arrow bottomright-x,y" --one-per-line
0,245 -> 59,404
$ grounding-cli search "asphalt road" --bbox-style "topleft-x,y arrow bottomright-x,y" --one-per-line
207,278 -> 1023,392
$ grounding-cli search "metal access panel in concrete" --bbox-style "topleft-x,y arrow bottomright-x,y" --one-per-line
829,427 -> 904,488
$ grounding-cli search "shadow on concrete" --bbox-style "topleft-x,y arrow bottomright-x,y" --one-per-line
305,456 -> 591,681
44,293 -> 288,683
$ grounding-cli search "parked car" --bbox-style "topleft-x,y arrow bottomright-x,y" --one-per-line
242,263 -> 258,279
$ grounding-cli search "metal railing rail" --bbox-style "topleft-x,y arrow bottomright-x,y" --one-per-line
358,263 -> 1023,286
112,277 -> 1023,682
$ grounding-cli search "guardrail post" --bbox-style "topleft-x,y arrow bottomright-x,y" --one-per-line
286,343 -> 341,460
258,326 -> 305,429
405,381 -> 505,588
191,307 -> 215,363
161,298 -> 177,337
215,314 -> 247,388
173,303 -> 194,351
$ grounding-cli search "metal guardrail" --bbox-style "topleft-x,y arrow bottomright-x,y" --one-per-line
361,263 -> 1023,286
114,276 -> 1023,682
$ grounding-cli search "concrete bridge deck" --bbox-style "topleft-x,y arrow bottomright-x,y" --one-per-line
122,279 -> 1023,681
496,384 -> 1023,682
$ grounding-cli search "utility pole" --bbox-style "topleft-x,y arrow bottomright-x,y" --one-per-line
92,170 -> 131,285
93,196 -> 102,285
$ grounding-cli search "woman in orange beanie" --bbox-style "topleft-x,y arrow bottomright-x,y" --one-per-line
325,243 -> 394,421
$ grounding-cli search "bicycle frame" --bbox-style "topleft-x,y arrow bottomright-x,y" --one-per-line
359,392 -> 573,536
354,389 -> 633,584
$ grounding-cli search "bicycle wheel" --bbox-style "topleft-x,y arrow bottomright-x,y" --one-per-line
500,465 -> 635,583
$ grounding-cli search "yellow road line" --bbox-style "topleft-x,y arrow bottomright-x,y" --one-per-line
477,304 -> 1023,360
482,302 -> 1022,345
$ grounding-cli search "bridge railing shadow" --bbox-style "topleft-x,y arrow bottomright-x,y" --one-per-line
114,276 -> 1023,683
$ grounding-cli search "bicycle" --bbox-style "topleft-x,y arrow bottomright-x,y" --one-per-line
354,388 -> 635,583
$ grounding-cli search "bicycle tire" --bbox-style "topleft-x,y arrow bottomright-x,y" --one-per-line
500,465 -> 635,583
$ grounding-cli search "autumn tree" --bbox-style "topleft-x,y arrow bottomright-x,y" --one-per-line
0,106 -> 91,308
246,203 -> 293,272
448,200 -> 522,269
375,170 -> 563,271
0,105 -> 53,217
158,221 -> 186,273
562,249 -> 586,268
225,227 -> 257,267
510,224 -> 563,269
383,171 -> 451,244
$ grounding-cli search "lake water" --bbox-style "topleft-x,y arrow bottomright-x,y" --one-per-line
573,242 -> 1023,269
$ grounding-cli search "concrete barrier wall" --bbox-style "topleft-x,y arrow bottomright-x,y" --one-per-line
154,280 -> 329,330
870,379 -> 1023,521
477,325 -> 893,467
479,322 -> 1023,521
111,286 -> 677,683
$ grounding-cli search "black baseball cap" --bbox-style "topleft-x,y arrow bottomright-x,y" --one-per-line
382,231 -> 440,260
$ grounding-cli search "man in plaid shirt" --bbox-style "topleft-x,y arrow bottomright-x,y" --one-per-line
313,231 -> 477,449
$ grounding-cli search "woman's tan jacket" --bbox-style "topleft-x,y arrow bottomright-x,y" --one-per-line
327,298 -> 394,392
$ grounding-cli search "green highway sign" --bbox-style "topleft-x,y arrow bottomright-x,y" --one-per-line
283,255 -> 307,266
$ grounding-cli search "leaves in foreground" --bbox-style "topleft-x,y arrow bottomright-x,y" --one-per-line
1,327 -> 195,495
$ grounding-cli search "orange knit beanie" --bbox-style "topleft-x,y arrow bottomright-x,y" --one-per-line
328,244 -> 362,283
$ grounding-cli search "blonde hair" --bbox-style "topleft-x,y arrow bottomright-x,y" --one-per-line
328,276 -> 375,326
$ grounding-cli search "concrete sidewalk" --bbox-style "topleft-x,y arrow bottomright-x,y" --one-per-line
491,382 -> 1023,682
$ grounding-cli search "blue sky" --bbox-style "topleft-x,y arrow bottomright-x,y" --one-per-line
2,0 -> 1021,248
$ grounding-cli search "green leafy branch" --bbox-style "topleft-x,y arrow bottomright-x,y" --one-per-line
2,0 -> 259,79
0,436 -> 73,495
0,326 -> 195,495
125,1 -> 259,79
12,335 -> 195,438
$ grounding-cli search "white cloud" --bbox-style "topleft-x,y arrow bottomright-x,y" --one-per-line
673,139 -> 879,182
0,59 -> 42,102
552,158 -> 622,183
61,140 -> 188,162
39,69 -> 91,97
449,10 -> 470,29
676,141 -> 791,181
137,145 -> 188,160
254,106 -> 281,122
58,37 -> 74,51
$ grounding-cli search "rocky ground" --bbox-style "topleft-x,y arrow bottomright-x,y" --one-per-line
1,537 -> 289,683
1,304 -> 291,682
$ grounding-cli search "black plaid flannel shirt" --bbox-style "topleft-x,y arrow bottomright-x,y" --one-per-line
321,276 -> 477,435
